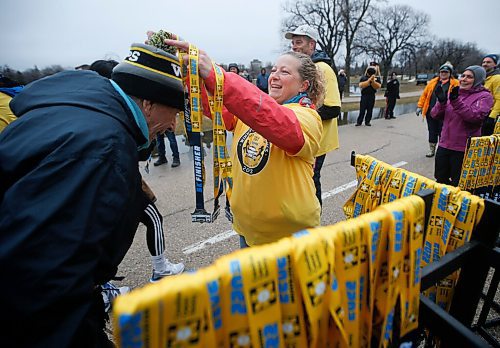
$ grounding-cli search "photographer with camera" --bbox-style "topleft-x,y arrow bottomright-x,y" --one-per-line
356,64 -> 381,126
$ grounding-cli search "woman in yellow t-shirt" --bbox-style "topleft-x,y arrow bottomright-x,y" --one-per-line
0,76 -> 23,132
168,39 -> 324,246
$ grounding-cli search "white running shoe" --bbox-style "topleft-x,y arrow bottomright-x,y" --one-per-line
150,260 -> 185,283
101,282 -> 130,313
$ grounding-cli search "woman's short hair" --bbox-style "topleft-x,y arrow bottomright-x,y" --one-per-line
281,51 -> 325,107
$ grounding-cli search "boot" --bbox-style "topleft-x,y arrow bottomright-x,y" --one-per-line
154,156 -> 168,166
426,143 -> 436,158
171,157 -> 180,168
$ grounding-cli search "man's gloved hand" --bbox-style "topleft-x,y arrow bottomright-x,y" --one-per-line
416,107 -> 422,116
434,85 -> 447,104
449,86 -> 460,101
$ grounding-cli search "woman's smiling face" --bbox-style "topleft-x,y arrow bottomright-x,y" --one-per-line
459,70 -> 475,90
268,54 -> 309,105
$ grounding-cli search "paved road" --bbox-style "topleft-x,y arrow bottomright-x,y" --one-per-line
116,110 -> 433,290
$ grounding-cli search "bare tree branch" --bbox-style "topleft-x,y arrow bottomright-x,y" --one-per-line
355,4 -> 429,86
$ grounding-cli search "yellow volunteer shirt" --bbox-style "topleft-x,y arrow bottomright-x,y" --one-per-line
0,93 -> 16,132
485,74 -> 500,119
316,61 -> 341,155
231,103 -> 322,246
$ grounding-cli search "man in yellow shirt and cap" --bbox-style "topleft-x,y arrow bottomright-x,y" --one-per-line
285,25 -> 341,206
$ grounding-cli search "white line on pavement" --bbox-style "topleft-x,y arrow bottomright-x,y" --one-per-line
182,160 -> 408,255
321,180 -> 358,200
321,161 -> 407,200
183,230 -> 237,255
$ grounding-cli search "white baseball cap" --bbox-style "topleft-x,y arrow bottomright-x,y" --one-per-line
285,25 -> 318,42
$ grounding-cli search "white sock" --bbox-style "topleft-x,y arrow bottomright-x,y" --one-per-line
151,254 -> 167,273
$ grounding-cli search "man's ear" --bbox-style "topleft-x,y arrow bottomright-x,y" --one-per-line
309,40 -> 316,52
142,100 -> 153,116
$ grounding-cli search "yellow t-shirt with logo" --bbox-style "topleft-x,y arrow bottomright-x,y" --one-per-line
315,61 -> 341,156
0,93 -> 16,133
231,103 -> 322,246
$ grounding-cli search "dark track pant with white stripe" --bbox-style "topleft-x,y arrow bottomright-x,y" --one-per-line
139,197 -> 165,257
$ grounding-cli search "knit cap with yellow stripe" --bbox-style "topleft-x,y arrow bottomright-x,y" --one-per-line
112,43 -> 184,109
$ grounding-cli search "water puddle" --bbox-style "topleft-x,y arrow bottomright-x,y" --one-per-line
338,102 -> 417,126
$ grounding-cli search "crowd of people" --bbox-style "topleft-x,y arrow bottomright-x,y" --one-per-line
416,57 -> 496,186
0,26 -> 498,347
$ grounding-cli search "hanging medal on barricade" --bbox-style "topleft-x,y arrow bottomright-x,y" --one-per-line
492,135 -> 500,201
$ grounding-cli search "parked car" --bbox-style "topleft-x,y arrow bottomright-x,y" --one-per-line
416,73 -> 432,85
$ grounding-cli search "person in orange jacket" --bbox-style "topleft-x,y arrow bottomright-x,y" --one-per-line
416,62 -> 459,157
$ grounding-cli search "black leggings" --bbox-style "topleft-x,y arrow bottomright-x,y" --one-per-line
482,117 -> 496,136
139,197 -> 165,257
434,146 -> 465,187
426,115 -> 443,143
313,154 -> 326,206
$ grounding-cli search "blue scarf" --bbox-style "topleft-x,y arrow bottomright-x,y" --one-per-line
0,86 -> 23,98
283,92 -> 307,105
109,80 -> 150,150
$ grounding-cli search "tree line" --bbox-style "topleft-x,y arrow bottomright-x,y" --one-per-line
282,0 -> 486,89
1,65 -> 66,85
2,0 -> 486,94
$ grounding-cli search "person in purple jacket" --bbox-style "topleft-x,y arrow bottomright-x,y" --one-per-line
431,65 -> 493,186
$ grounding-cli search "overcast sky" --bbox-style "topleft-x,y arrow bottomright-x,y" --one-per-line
2,0 -> 499,71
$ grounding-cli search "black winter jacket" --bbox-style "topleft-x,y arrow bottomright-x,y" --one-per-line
0,70 -> 146,347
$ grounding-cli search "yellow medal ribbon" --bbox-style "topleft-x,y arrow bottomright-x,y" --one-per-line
344,155 -> 381,219
494,117 -> 500,134
166,39 -> 232,223
459,136 -> 497,196
492,135 -> 500,200
207,63 -> 233,221
147,32 -> 217,222
215,252 -> 253,347
437,192 -> 485,311
358,210 -> 389,345
377,200 -> 406,348
113,285 -> 163,347
459,137 -> 481,191
292,230 -> 330,347
332,220 -> 364,347
316,222 -> 351,348
201,265 -> 225,347
239,245 -> 283,347
273,238 -> 308,347
160,273 -> 216,347
399,196 -> 424,336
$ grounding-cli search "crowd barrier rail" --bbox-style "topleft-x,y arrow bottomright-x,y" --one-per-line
111,152 -> 499,347
348,151 -> 500,347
